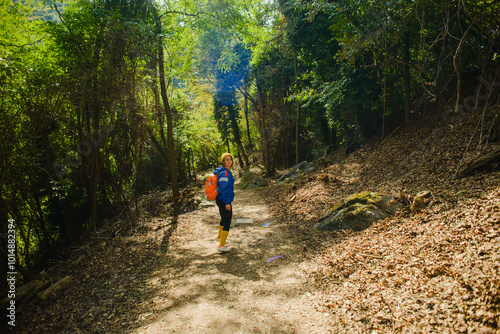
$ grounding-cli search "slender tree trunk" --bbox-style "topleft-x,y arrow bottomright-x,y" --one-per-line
295,56 -> 301,165
229,106 -> 249,167
239,83 -> 271,174
256,85 -> 272,175
453,18 -> 472,113
404,30 -> 411,124
148,54 -> 172,167
243,84 -> 253,150
381,28 -> 387,141
86,48 -> 114,237
154,10 -> 179,206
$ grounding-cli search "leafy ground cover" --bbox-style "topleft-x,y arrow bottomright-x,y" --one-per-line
262,108 -> 500,333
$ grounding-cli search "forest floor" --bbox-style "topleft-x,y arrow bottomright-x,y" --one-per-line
11,107 -> 500,333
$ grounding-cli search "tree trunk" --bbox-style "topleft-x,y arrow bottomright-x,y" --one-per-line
295,56 -> 301,165
243,83 -> 253,150
456,146 -> 500,178
155,10 -> 179,207
404,29 -> 411,124
238,83 -> 271,175
453,21 -> 472,113
84,47 -> 114,237
148,52 -> 172,170
229,106 -> 249,167
257,85 -> 272,175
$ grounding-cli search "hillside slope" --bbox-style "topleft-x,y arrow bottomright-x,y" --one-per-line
262,107 -> 500,333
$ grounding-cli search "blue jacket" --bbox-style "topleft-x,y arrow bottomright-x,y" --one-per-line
213,166 -> 234,205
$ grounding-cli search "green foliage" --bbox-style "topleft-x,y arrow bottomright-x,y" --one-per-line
1,0 -> 165,281
1,0 -> 65,280
274,0 -> 500,151
172,82 -> 225,172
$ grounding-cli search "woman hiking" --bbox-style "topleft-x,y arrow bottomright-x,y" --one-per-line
213,153 -> 235,252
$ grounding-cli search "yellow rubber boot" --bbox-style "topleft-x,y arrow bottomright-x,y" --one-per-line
217,225 -> 223,239
218,230 -> 230,252
220,230 -> 229,246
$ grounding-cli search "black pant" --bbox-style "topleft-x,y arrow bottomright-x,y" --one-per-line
216,199 -> 232,231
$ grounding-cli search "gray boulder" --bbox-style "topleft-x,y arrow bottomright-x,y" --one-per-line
316,191 -> 403,231
278,161 -> 314,184
253,177 -> 269,187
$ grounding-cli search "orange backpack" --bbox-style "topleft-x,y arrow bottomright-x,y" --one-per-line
205,172 -> 222,201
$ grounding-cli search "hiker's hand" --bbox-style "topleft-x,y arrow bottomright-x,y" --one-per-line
226,204 -> 231,211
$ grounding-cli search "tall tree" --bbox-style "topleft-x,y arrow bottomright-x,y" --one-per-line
152,5 -> 180,205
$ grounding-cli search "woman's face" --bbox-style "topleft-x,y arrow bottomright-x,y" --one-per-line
223,156 -> 233,169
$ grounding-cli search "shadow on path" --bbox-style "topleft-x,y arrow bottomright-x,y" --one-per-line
130,186 -> 333,334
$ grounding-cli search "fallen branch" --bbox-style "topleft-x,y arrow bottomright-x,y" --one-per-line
455,146 -> 500,178
381,125 -> 403,146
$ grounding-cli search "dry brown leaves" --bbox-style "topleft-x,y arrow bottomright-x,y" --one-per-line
307,190 -> 500,333
263,109 -> 500,333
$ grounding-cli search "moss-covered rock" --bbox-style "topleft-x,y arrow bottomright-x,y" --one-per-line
315,192 -> 403,231
278,161 -> 314,184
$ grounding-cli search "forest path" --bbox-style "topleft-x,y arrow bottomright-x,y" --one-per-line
132,186 -> 332,334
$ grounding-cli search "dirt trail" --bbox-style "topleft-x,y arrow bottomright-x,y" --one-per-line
133,186 -> 332,334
